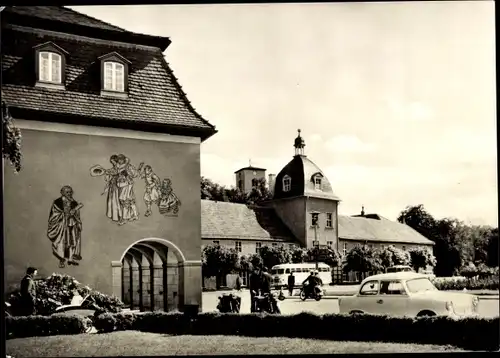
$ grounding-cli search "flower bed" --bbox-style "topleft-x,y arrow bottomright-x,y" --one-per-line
92,311 -> 499,351
6,273 -> 123,316
5,313 -> 92,339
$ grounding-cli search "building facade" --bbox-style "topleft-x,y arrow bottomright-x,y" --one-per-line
2,6 -> 216,312
201,130 -> 435,283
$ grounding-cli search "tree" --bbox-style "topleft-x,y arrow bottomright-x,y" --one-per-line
2,99 -> 22,172
306,247 -> 342,268
201,177 -> 272,205
248,253 -> 264,271
408,247 -> 436,272
290,247 -> 308,263
486,228 -> 499,267
376,245 -> 411,270
398,204 -> 437,240
247,177 -> 272,204
344,245 -> 382,275
202,244 -> 239,289
258,245 -> 291,270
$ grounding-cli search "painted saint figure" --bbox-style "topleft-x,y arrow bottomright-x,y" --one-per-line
139,164 -> 161,217
158,178 -> 181,216
90,154 -> 142,225
47,185 -> 83,268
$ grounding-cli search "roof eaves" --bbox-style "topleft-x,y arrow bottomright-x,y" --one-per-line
62,6 -> 128,32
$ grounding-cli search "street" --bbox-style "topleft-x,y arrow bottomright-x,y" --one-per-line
202,289 -> 499,318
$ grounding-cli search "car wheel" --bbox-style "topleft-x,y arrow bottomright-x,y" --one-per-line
417,310 -> 436,317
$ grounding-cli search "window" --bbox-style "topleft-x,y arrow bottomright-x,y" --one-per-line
252,178 -> 258,188
342,242 -> 347,256
381,244 -> 385,250
235,241 -> 242,253
39,52 -> 62,83
380,280 -> 406,295
314,177 -> 322,190
213,240 -> 220,245
285,268 -> 290,274
283,175 -> 291,192
311,213 -> 319,227
255,242 -> 262,253
327,241 -> 333,247
272,243 -> 278,247
359,280 -> 380,296
238,180 -> 243,191
104,61 -> 125,92
402,246 -> 406,251
368,244 -> 373,249
326,213 -> 333,228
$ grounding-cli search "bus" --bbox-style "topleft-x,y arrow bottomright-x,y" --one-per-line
270,263 -> 332,288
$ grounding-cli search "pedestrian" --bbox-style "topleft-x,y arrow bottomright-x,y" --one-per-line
248,267 -> 261,313
260,267 -> 272,294
287,271 -> 295,296
20,267 -> 37,316
235,274 -> 243,291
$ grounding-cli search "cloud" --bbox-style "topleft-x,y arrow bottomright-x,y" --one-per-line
386,98 -> 435,122
309,133 -> 323,142
324,135 -> 377,154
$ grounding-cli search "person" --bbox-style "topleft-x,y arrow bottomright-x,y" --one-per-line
47,186 -> 84,268
313,270 -> 323,294
235,274 -> 243,291
302,270 -> 316,297
20,267 -> 37,316
287,272 -> 295,296
248,268 -> 261,312
260,267 -> 272,294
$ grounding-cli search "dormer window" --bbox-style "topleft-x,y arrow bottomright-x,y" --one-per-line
283,175 -> 291,192
98,52 -> 131,98
34,42 -> 68,89
311,172 -> 324,190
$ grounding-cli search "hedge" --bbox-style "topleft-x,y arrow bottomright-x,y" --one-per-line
433,276 -> 499,291
93,311 -> 499,351
5,313 -> 92,339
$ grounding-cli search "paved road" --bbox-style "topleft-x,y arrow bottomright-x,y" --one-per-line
202,290 -> 499,318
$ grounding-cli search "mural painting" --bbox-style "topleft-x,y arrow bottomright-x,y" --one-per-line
90,154 -> 142,225
90,155 -> 181,220
47,185 -> 84,268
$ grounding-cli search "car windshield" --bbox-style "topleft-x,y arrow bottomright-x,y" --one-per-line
405,278 -> 437,293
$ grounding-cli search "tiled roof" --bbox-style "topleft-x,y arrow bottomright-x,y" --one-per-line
338,215 -> 435,245
4,6 -> 127,32
201,200 -> 298,242
1,24 -> 216,137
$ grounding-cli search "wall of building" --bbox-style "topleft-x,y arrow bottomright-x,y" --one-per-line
338,239 -> 434,257
306,198 -> 339,250
269,197 -> 307,246
4,120 -> 202,304
235,169 -> 266,194
202,239 -> 297,257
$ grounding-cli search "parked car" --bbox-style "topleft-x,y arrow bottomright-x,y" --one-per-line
338,272 -> 479,318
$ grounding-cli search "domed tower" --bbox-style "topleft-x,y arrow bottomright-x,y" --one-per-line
268,130 -> 341,249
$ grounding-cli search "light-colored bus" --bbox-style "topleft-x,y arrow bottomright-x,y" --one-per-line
270,263 -> 332,288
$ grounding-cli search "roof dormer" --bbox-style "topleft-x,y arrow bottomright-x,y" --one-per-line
311,172 -> 324,190
98,52 -> 131,99
34,42 -> 69,90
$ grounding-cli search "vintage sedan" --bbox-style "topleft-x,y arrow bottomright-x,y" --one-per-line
338,272 -> 479,318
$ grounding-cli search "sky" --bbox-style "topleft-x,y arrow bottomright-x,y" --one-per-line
69,2 -> 497,227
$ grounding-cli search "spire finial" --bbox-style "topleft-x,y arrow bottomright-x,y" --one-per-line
294,129 -> 306,156
249,159 -> 252,167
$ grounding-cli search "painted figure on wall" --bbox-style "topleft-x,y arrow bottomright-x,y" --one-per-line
158,178 -> 181,216
139,164 -> 161,217
90,154 -> 142,225
47,185 -> 83,268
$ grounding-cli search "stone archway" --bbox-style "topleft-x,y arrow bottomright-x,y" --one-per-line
112,238 -> 190,312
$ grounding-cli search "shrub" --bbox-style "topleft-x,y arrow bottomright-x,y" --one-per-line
433,276 -> 499,291
92,311 -> 499,351
5,313 -> 91,339
94,312 -> 137,333
6,273 -> 123,316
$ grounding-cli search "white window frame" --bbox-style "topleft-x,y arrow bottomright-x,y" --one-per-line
255,242 -> 262,253
103,61 -> 125,92
326,213 -> 333,228
327,241 -> 333,247
235,241 -> 242,253
314,176 -> 322,190
311,213 -> 319,227
342,242 -> 347,256
283,175 -> 291,192
39,51 -> 62,83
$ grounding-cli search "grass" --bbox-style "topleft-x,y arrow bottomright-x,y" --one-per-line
6,331 -> 464,356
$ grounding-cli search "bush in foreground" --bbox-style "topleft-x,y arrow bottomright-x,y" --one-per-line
93,311 -> 499,351
6,313 -> 92,339
433,276 -> 499,291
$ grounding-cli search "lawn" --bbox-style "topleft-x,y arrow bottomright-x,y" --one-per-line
6,331 -> 464,356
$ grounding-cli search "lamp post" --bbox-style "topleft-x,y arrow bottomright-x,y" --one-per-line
313,225 -> 319,271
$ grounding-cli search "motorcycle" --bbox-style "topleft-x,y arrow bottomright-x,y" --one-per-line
299,284 -> 323,301
217,293 -> 241,313
252,291 -> 281,314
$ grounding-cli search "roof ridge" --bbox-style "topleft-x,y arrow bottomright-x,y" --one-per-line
61,6 -> 127,32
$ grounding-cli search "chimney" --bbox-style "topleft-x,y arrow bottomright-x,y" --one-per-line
268,174 -> 276,195
361,205 -> 365,216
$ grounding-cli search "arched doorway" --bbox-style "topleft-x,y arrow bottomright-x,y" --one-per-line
114,238 -> 185,312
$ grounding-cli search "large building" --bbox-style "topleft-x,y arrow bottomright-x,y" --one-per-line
201,130 -> 434,274
2,6 -> 216,312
